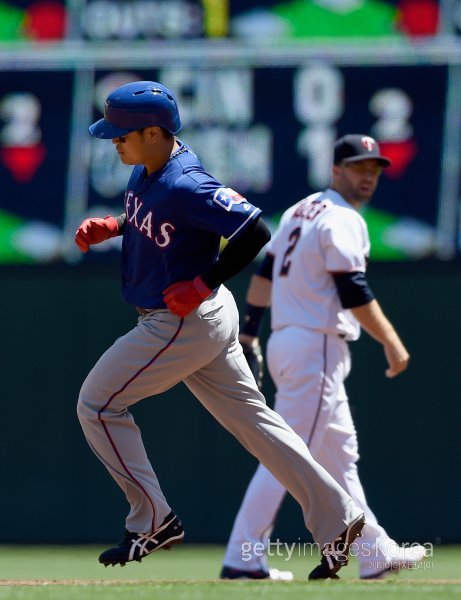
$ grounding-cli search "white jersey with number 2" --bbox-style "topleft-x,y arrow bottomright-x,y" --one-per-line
267,188 -> 370,341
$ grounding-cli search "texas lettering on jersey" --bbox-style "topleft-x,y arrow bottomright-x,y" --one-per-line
125,191 -> 175,248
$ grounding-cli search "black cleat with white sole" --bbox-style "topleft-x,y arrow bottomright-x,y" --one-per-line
309,513 -> 365,580
99,511 -> 184,567
220,566 -> 294,580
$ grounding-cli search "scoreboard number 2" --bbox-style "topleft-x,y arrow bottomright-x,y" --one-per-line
369,88 -> 413,142
0,93 -> 42,146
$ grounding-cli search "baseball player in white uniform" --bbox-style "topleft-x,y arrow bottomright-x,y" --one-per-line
221,135 -> 426,580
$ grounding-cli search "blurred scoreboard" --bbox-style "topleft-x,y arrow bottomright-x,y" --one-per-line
0,1 -> 460,264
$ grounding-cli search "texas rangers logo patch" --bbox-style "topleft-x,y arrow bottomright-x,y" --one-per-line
213,188 -> 249,212
361,136 -> 376,152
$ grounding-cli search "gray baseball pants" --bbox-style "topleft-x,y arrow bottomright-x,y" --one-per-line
77,285 -> 362,546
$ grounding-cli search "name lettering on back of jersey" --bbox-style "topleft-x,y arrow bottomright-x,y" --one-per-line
293,198 -> 329,221
125,191 -> 175,248
213,188 -> 250,212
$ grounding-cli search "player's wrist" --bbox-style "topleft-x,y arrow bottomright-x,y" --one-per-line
239,333 -> 259,347
192,275 -> 213,300
114,214 -> 127,235
241,303 -> 265,337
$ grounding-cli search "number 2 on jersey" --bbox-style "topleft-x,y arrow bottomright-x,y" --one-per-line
279,227 -> 301,276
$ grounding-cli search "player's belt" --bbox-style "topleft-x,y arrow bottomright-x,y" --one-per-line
136,307 -> 153,315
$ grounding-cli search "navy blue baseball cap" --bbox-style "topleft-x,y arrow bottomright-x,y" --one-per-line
334,134 -> 392,167
89,81 -> 181,139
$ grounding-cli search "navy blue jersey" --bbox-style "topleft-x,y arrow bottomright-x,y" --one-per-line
121,141 -> 261,309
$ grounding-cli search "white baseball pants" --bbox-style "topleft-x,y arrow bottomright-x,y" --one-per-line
223,326 -> 392,575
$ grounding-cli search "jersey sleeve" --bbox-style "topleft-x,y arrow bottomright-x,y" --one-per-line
178,179 -> 261,240
321,209 -> 369,273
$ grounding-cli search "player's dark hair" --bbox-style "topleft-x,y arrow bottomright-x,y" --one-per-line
160,127 -> 174,140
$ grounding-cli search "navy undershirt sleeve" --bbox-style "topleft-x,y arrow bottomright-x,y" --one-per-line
332,271 -> 375,309
240,249 -> 274,337
256,253 -> 274,281
201,217 -> 271,290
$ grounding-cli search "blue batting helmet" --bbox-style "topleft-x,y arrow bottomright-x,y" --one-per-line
89,81 -> 181,139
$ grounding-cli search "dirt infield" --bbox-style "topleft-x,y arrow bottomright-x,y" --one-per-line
1,579 -> 461,586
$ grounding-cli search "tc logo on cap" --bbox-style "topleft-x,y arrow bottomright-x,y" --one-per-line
361,136 -> 376,152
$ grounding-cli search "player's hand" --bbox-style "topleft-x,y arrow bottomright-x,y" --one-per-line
75,216 -> 119,252
162,276 -> 213,317
240,336 -> 264,391
383,339 -> 410,378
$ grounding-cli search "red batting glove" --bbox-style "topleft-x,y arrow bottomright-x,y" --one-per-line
75,216 -> 119,253
162,276 -> 213,317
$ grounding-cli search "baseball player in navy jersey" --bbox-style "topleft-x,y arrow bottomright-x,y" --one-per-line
74,82 -> 365,578
221,135 -> 426,580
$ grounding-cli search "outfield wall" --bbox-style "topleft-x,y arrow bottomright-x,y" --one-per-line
0,263 -> 459,545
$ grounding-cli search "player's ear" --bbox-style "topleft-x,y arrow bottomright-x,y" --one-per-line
332,164 -> 341,178
145,126 -> 162,141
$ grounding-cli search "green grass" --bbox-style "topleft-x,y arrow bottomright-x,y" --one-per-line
0,544 -> 459,599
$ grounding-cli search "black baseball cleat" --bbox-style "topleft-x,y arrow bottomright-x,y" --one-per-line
99,511 -> 184,567
308,513 -> 365,580
220,566 -> 294,580
220,566 -> 272,580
